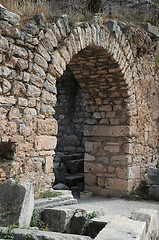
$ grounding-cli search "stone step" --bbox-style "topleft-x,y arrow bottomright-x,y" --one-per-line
65,173 -> 84,187
60,154 -> 83,162
66,159 -> 84,174
34,190 -> 77,213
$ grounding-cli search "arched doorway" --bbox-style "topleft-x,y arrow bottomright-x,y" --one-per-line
54,44 -> 136,196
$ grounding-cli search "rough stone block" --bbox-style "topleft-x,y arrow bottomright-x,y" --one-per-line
44,156 -> 53,173
128,166 -> 140,180
95,215 -> 146,240
43,207 -> 75,232
0,227 -> 92,240
80,191 -> 92,200
69,209 -> 87,235
84,125 -> 129,137
35,136 -> 57,150
149,185 -> 159,198
148,167 -> 159,185
131,208 -> 158,240
37,119 -> 58,135
0,179 -> 34,228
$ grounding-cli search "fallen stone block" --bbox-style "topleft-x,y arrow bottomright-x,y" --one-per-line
0,227 -> 92,240
69,209 -> 87,235
94,215 -> 146,240
0,179 -> 34,228
149,185 -> 159,198
34,190 -> 77,214
43,207 -> 75,232
148,167 -> 159,185
131,208 -> 158,240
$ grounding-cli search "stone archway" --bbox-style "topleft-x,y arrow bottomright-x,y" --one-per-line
52,23 -> 139,195
0,6 -> 158,196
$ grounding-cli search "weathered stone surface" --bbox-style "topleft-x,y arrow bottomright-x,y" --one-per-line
131,208 -> 158,240
44,80 -> 57,94
34,190 -> 77,212
32,63 -> 46,79
0,227 -> 92,240
24,23 -> 39,35
16,58 -> 28,70
34,13 -> 46,26
19,124 -> 31,136
41,103 -> 55,116
37,118 -> 58,135
27,84 -> 41,97
0,179 -> 34,228
18,97 -> 28,107
139,22 -> 159,39
53,183 -> 69,190
8,107 -> 22,120
34,53 -> 48,69
84,125 -> 129,137
0,36 -> 8,51
45,29 -> 58,48
69,209 -> 87,235
37,44 -> 51,62
30,74 -> 44,87
35,136 -> 57,150
11,45 -> 28,58
2,79 -> 11,93
148,167 -> 159,185
149,185 -> 159,198
95,215 -> 146,240
43,207 -> 75,232
0,96 -> 16,105
0,8 -> 20,26
12,81 -> 26,97
0,66 -> 11,77
23,107 -> 37,118
41,89 -> 57,105
44,156 -> 53,173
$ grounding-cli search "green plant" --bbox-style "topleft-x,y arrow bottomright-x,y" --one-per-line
30,210 -> 45,230
86,211 -> 98,221
39,190 -> 60,199
13,175 -> 20,184
81,211 -> 98,235
1,224 -> 18,240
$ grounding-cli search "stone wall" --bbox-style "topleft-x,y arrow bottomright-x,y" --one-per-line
55,67 -> 85,155
0,4 -> 158,195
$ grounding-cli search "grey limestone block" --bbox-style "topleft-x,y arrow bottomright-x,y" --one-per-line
0,179 -> 34,228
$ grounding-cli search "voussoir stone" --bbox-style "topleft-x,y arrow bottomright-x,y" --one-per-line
0,7 -> 20,26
